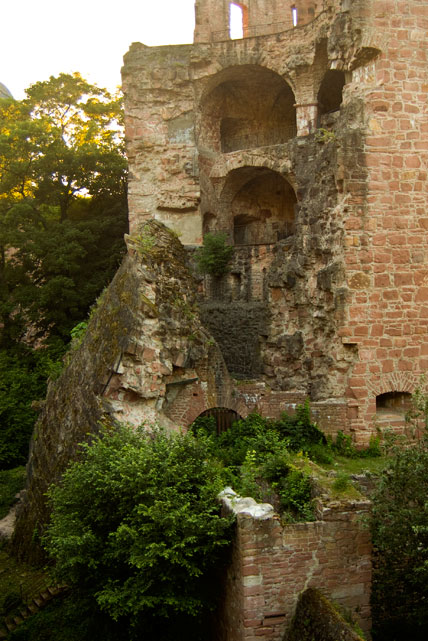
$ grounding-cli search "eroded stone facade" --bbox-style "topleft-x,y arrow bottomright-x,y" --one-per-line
122,0 -> 428,444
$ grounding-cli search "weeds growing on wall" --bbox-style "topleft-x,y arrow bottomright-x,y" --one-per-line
191,401 -> 383,522
194,233 -> 234,277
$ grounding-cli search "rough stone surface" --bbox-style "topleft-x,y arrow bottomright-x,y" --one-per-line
287,588 -> 365,641
122,0 -> 428,444
12,220 -> 231,561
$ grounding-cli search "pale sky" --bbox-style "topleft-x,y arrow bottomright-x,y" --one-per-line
1,0 -> 196,99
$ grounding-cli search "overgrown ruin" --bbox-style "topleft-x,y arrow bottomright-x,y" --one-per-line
12,1 -> 428,639
123,0 -> 428,444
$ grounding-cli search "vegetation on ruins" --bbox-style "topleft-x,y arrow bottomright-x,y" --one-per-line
191,402 -> 381,523
370,435 -> 428,641
0,73 -> 128,469
1,399 -> 427,640
41,425 -> 233,641
194,232 -> 234,277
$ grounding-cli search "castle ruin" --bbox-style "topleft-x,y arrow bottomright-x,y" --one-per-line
122,0 -> 428,445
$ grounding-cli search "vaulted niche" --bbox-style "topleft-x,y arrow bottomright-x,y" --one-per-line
227,167 -> 296,245
200,65 -> 296,154
317,70 -> 346,116
376,391 -> 412,416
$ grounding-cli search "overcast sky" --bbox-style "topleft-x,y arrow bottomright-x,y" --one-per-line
1,0 -> 196,99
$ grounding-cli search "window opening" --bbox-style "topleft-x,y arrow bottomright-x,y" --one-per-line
291,6 -> 298,27
197,407 -> 242,434
230,3 -> 244,39
376,391 -> 412,415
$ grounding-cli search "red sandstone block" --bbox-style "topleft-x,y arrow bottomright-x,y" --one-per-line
244,619 -> 263,628
382,360 -> 394,373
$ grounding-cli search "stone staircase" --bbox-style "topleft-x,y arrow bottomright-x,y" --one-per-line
0,585 -> 66,639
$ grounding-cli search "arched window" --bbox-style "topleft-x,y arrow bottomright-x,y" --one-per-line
200,65 -> 297,154
376,391 -> 412,416
291,5 -> 298,27
227,167 -> 296,245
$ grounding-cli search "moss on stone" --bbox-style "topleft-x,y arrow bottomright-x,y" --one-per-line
287,588 -> 365,641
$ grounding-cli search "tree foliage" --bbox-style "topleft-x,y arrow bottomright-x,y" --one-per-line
0,72 -> 128,346
370,438 -> 428,640
43,425 -> 233,640
0,73 -> 128,467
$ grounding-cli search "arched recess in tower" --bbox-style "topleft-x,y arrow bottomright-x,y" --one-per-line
199,65 -> 297,154
317,69 -> 346,116
220,166 -> 297,245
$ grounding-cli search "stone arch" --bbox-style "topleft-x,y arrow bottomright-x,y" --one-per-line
193,406 -> 242,433
376,391 -> 412,416
317,69 -> 346,117
219,166 -> 297,244
198,65 -> 297,154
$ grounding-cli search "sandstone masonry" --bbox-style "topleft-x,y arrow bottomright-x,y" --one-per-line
122,0 -> 428,445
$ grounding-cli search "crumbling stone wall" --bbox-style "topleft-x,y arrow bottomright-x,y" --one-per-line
122,0 -> 428,444
218,490 -> 372,641
12,221 -> 232,561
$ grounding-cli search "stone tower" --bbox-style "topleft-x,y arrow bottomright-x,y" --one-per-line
122,0 -> 428,445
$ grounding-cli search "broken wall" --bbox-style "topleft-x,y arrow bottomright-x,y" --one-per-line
218,490 -> 372,641
122,0 -> 428,444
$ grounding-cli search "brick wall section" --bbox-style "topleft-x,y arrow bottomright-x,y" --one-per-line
218,498 -> 372,641
341,0 -> 428,443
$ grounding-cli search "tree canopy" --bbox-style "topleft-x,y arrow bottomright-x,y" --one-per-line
0,72 -> 128,346
0,73 -> 128,468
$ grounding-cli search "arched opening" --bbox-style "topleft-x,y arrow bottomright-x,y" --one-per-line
317,70 -> 346,117
229,3 -> 248,40
376,391 -> 412,417
194,407 -> 242,434
222,167 -> 296,245
199,66 -> 297,154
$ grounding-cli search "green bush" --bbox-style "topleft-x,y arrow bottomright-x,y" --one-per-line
0,345 -> 63,469
275,401 -> 327,451
43,425 -> 233,640
194,233 -> 234,277
370,440 -> 428,640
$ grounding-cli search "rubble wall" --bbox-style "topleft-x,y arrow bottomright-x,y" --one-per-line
12,221 -> 231,561
122,0 -> 428,444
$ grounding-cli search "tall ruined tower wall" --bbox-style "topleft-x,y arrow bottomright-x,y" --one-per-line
122,0 -> 428,444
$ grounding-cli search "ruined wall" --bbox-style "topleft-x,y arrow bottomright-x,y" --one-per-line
12,221 -> 231,560
218,490 -> 372,641
122,0 -> 428,446
193,0 -> 329,43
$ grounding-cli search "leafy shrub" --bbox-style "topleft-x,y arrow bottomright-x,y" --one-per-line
275,401 -> 326,451
194,233 -> 234,277
43,425 -> 233,640
370,440 -> 428,640
332,472 -> 350,492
